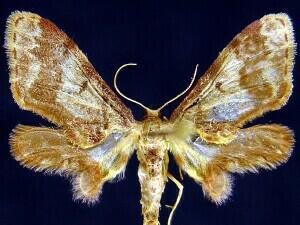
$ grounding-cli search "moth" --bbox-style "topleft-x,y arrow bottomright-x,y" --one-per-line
5,11 -> 295,225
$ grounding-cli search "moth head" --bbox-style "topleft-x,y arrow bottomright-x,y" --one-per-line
114,63 -> 198,119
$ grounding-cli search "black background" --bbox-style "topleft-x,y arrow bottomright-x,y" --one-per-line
0,1 -> 299,225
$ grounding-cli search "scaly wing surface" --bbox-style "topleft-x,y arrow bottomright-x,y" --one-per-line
169,14 -> 295,203
6,11 -> 138,203
169,124 -> 293,203
171,14 -> 294,143
5,11 -> 135,148
10,125 -> 137,203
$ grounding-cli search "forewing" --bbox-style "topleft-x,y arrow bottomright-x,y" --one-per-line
10,125 -> 136,203
169,124 -> 294,204
171,14 -> 295,133
5,11 -> 135,148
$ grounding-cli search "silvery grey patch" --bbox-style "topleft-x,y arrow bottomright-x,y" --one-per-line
88,133 -> 123,161
190,137 -> 218,160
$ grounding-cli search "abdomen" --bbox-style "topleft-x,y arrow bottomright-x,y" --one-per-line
137,137 -> 169,225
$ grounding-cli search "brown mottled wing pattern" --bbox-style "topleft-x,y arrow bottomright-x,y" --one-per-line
10,125 -> 136,203
10,125 -> 103,202
171,14 -> 295,130
207,125 -> 294,173
170,124 -> 293,203
5,11 -> 135,148
169,14 -> 295,204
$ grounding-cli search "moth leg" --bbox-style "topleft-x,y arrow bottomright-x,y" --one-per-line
179,168 -> 184,180
166,173 -> 184,225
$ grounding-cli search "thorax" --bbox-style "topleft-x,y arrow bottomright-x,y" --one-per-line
136,116 -> 170,174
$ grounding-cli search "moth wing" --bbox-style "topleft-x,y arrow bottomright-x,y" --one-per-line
10,125 -> 136,203
169,13 -> 295,204
169,124 -> 293,204
171,14 -> 295,143
5,11 -> 135,148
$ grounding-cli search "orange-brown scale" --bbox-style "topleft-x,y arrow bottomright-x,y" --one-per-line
170,15 -> 294,147
9,126 -> 108,203
6,12 -> 136,149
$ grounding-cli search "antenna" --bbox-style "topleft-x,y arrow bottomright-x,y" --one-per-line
156,64 -> 198,111
114,63 -> 154,112
114,63 -> 199,115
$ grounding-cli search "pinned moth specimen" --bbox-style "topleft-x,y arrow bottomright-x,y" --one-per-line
5,11 -> 295,225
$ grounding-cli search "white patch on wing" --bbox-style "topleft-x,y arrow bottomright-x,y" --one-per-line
60,56 -> 83,93
263,67 -> 278,84
223,53 -> 245,74
18,18 -> 42,37
10,18 -> 43,89
15,19 -> 41,51
260,17 -> 288,49
254,60 -> 279,86
26,25 -> 42,38
206,92 -> 255,121
56,55 -> 104,120
26,63 -> 41,87
189,137 -> 219,161
15,33 -> 40,51
14,33 -> 41,88
88,133 -> 123,161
